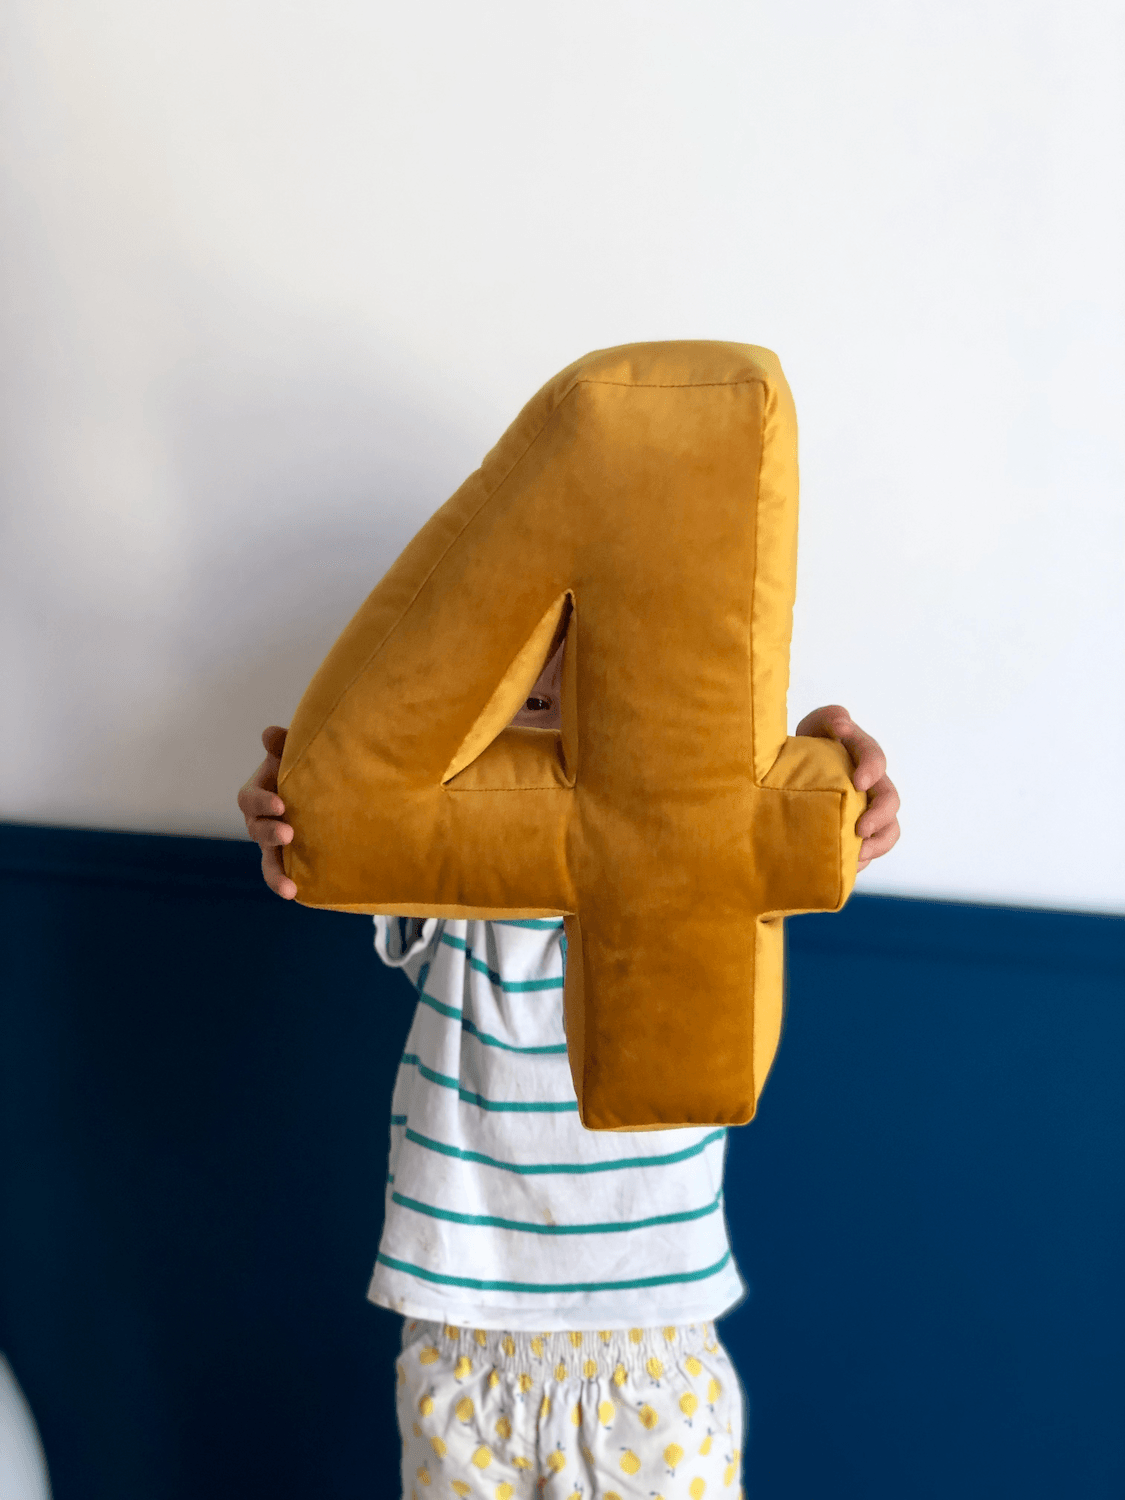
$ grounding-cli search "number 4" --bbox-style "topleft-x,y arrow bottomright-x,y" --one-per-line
279,342 -> 865,1130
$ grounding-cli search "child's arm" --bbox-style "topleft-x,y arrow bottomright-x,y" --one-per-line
795,705 -> 901,871
237,725 -> 297,899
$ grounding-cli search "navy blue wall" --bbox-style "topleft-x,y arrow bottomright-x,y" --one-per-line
1,822 -> 1122,1498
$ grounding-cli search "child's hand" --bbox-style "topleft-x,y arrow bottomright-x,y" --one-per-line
237,726 -> 297,899
794,705 -> 901,872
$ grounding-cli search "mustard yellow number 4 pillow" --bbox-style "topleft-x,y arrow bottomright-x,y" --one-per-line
278,341 -> 866,1131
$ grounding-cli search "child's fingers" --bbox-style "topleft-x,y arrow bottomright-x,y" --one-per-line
252,760 -> 280,791
837,724 -> 887,793
261,725 -> 289,757
240,784 -> 285,820
260,844 -> 297,900
248,816 -> 293,847
856,776 -> 900,839
238,729 -> 296,897
794,703 -> 850,739
858,818 -> 901,867
795,705 -> 900,872
794,705 -> 888,795
238,766 -> 278,819
856,776 -> 901,868
864,815 -> 901,856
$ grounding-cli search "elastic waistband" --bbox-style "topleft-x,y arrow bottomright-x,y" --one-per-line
402,1319 -> 720,1382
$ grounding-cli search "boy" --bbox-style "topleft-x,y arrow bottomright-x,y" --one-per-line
239,643 -> 900,1498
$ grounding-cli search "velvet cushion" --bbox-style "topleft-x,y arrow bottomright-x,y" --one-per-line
279,341 -> 865,1129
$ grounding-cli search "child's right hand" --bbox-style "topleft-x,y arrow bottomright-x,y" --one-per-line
237,726 -> 297,900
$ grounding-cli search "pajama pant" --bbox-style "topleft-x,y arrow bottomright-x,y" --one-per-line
396,1318 -> 745,1499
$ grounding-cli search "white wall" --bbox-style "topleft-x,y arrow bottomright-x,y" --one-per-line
2,1 -> 1122,912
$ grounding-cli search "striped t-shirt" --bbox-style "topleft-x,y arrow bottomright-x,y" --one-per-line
367,915 -> 746,1330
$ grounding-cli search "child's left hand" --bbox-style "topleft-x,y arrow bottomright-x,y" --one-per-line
794,705 -> 901,872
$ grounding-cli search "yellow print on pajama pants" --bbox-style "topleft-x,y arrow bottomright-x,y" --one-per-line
396,1318 -> 745,1500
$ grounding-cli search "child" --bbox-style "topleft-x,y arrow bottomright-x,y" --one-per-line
238,642 -> 900,1499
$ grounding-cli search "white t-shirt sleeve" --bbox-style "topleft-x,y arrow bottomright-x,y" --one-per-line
373,915 -> 441,968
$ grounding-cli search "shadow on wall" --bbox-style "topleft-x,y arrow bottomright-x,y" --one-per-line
3,266 -> 492,836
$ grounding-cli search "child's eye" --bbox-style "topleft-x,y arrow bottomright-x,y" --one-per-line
524,696 -> 551,712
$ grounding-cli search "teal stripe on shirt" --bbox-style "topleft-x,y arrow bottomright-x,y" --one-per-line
391,1188 -> 723,1236
402,1125 -> 727,1176
439,932 -> 563,991
401,1054 -> 579,1113
490,918 -> 565,930
375,1247 -> 732,1296
415,990 -> 567,1055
